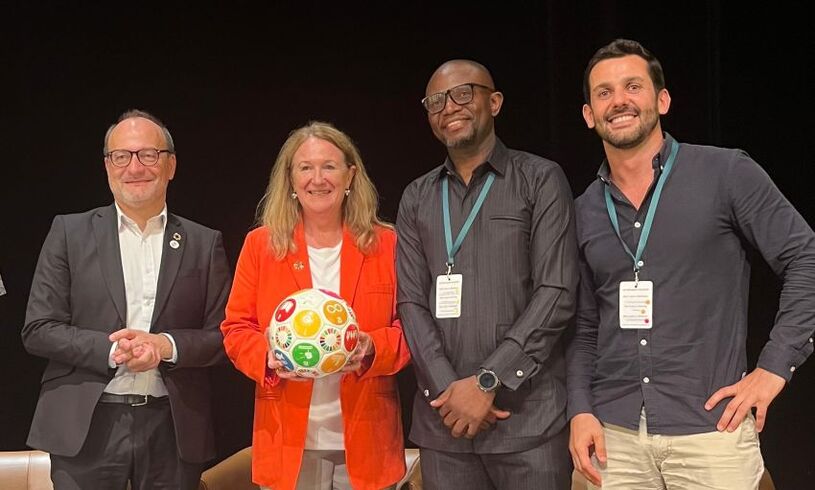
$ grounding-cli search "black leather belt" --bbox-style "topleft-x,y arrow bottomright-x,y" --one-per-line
99,393 -> 169,407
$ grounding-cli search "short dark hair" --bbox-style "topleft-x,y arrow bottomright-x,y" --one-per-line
103,109 -> 175,154
583,39 -> 666,103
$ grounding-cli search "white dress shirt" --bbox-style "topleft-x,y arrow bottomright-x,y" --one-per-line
304,242 -> 344,450
104,204 -> 176,397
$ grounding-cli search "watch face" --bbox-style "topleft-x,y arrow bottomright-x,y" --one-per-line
479,372 -> 497,389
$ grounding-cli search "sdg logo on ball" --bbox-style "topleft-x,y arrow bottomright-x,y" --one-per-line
267,288 -> 359,378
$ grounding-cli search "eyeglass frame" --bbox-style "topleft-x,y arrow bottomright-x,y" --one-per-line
420,83 -> 496,114
104,148 -> 174,167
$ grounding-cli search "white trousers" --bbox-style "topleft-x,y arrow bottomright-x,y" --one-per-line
588,408 -> 764,490
261,450 -> 398,490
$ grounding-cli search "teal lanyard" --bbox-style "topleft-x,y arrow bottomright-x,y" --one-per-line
442,172 -> 495,272
604,140 -> 679,280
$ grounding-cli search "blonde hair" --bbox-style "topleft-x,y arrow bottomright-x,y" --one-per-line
257,121 -> 390,259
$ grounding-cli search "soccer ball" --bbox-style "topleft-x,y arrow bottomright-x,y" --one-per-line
267,288 -> 360,378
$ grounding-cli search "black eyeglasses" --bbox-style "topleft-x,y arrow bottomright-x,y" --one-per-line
105,148 -> 173,167
421,83 -> 495,114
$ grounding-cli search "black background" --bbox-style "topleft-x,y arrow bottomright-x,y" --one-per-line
1,2 -> 812,488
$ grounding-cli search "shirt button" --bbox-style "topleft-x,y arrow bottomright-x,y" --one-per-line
809,338 -> 813,343
423,389 -> 430,397
790,366 -> 796,373
516,370 -> 524,377
634,221 -> 642,228
642,377 -> 650,384
640,339 -> 647,346
637,260 -> 645,267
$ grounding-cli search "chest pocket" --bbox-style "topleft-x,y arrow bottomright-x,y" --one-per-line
354,283 -> 395,331
488,213 -> 531,256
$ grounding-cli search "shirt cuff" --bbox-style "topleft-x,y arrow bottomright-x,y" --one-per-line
160,333 -> 178,363
108,341 -> 119,369
757,340 -> 812,382
567,390 -> 595,420
418,358 -> 458,401
482,340 -> 538,391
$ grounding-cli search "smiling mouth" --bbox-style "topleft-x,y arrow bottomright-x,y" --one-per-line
443,118 -> 469,130
307,190 -> 332,196
608,114 -> 637,124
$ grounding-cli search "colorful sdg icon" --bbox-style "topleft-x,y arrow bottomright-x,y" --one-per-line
267,288 -> 360,378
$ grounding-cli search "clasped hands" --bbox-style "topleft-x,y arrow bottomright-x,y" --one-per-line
430,376 -> 511,439
109,328 -> 173,372
267,330 -> 375,381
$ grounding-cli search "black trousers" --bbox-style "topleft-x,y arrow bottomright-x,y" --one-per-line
50,398 -> 202,490
419,426 -> 572,490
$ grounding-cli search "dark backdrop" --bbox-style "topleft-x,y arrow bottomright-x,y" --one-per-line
1,2 -> 812,488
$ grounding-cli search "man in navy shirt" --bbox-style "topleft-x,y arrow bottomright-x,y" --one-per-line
568,39 -> 815,489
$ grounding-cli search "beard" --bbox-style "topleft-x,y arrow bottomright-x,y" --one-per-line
595,104 -> 660,150
434,116 -> 480,149
443,128 -> 478,149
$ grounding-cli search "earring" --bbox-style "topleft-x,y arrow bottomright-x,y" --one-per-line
290,192 -> 298,200
344,189 -> 351,196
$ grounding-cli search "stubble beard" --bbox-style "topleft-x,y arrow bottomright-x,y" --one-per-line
597,106 -> 659,150
442,125 -> 478,149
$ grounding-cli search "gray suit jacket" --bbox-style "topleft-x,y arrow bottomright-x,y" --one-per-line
22,204 -> 231,463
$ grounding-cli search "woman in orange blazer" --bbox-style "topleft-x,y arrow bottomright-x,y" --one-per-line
221,122 -> 410,490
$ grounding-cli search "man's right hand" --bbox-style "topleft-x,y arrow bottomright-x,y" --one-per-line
569,413 -> 607,487
430,377 -> 511,438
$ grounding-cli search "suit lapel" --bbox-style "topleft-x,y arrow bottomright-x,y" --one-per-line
151,214 -> 185,329
93,204 -> 127,326
339,227 -> 363,305
286,223 -> 313,290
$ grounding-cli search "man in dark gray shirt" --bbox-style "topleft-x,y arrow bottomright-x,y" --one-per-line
568,39 -> 815,489
397,59 -> 578,489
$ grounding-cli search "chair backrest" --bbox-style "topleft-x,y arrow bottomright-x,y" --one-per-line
198,447 -> 258,490
759,467 -> 776,490
0,450 -> 54,490
397,448 -> 422,489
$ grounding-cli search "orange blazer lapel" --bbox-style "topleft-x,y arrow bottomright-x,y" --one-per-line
340,226 -> 363,305
285,222 -> 313,291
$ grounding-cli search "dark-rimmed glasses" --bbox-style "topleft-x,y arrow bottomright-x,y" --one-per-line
105,148 -> 173,167
421,83 -> 494,114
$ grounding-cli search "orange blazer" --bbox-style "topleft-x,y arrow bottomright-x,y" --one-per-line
221,224 -> 410,490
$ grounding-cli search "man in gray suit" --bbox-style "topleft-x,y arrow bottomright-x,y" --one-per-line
22,110 -> 231,490
397,60 -> 578,488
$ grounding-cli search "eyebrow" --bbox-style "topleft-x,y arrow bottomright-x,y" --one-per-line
294,159 -> 343,166
592,76 -> 647,91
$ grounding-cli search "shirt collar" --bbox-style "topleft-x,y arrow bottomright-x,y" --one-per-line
115,202 -> 168,233
437,137 -> 510,181
597,132 -> 676,184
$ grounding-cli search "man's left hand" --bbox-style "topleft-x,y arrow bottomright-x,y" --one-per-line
430,376 -> 510,439
704,367 -> 786,432
110,329 -> 173,372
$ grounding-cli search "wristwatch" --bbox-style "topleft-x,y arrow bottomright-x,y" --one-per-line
476,368 -> 501,393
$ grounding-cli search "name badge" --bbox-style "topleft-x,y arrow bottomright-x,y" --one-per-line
435,274 -> 463,319
619,281 -> 653,329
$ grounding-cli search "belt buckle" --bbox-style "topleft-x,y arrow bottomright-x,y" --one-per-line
131,395 -> 149,407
